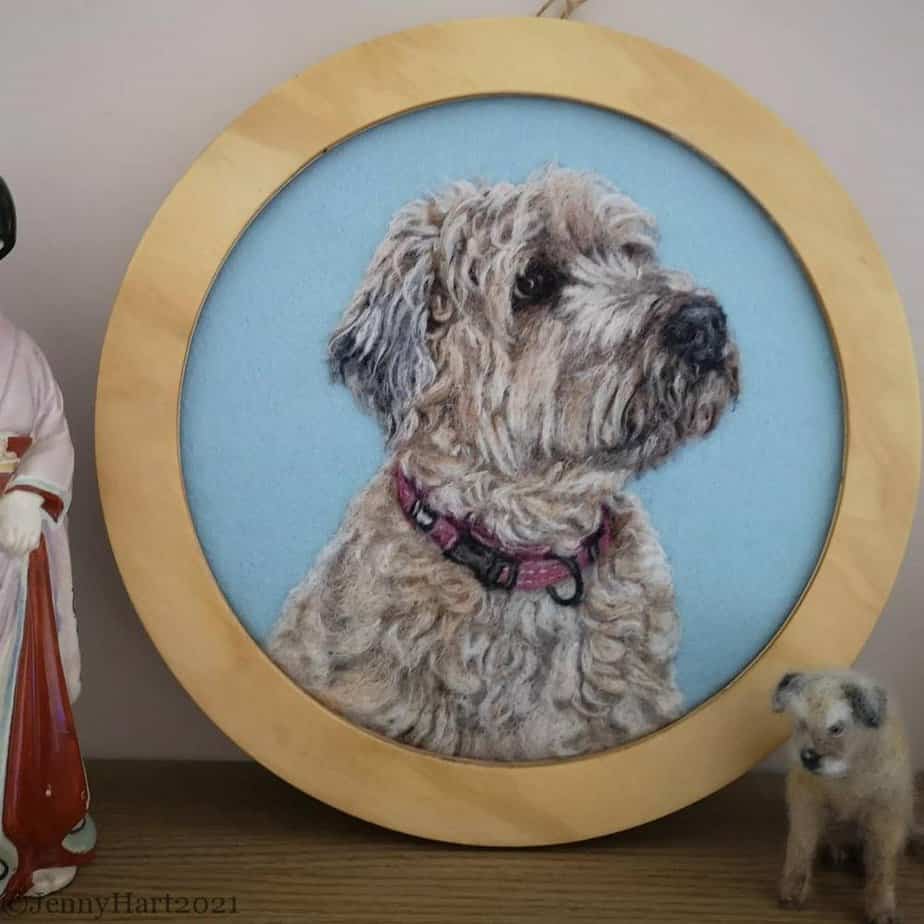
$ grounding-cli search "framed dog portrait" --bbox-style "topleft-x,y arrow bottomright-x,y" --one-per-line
97,19 -> 919,844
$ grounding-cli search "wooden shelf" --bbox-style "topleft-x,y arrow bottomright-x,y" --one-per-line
13,761 -> 923,922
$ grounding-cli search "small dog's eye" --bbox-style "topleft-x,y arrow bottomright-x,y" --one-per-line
828,722 -> 845,737
512,258 -> 563,310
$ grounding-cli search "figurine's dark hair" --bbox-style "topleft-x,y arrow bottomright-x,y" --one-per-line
0,178 -> 15,261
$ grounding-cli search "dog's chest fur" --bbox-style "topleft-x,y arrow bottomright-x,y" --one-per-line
269,468 -> 683,761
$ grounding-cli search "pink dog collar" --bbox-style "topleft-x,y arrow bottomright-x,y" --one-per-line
394,466 -> 613,606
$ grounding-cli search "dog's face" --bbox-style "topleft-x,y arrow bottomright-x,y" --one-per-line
330,168 -> 739,474
772,671 -> 887,778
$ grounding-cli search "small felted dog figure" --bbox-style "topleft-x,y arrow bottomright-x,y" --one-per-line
773,670 -> 920,924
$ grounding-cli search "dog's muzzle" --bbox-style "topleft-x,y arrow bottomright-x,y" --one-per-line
800,747 -> 821,772
663,299 -> 728,370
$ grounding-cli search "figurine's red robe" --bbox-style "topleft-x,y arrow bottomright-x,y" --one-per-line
0,315 -> 94,902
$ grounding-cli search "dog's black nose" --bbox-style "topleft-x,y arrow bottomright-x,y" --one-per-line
664,300 -> 728,368
800,747 -> 820,771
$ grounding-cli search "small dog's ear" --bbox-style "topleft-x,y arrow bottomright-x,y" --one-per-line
843,679 -> 887,728
772,672 -> 804,713
329,195 -> 447,442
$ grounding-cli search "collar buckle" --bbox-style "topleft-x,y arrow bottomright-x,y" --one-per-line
445,533 -> 519,591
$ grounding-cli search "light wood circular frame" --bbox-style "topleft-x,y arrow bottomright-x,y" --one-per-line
97,18 -> 920,846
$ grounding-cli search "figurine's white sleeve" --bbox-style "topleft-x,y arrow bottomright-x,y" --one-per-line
2,332 -> 81,701
5,334 -> 74,517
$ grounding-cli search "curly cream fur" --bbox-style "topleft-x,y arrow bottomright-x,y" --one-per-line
269,167 -> 739,760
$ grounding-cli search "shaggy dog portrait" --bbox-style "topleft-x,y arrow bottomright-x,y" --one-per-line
268,167 -> 740,761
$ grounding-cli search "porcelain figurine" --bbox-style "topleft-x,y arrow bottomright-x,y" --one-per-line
0,177 -> 95,904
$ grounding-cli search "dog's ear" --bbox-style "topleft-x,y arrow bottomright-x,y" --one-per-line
329,195 -> 446,442
772,671 -> 804,713
843,678 -> 887,728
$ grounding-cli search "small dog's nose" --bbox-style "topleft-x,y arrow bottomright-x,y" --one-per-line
664,300 -> 728,368
800,747 -> 821,771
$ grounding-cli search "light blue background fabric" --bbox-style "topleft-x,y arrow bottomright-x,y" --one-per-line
180,97 -> 843,712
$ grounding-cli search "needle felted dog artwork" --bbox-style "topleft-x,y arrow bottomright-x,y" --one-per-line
268,167 -> 740,761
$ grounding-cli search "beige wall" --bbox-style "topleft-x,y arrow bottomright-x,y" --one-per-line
0,0 -> 920,766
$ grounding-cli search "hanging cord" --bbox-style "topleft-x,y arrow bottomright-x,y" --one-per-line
536,0 -> 587,18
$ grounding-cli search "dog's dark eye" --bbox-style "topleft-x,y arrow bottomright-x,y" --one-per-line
620,242 -> 649,262
828,722 -> 845,737
512,259 -> 563,310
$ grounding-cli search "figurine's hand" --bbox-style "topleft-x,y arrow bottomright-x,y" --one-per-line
0,490 -> 44,557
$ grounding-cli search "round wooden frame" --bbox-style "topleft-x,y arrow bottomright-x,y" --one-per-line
96,18 -> 920,845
